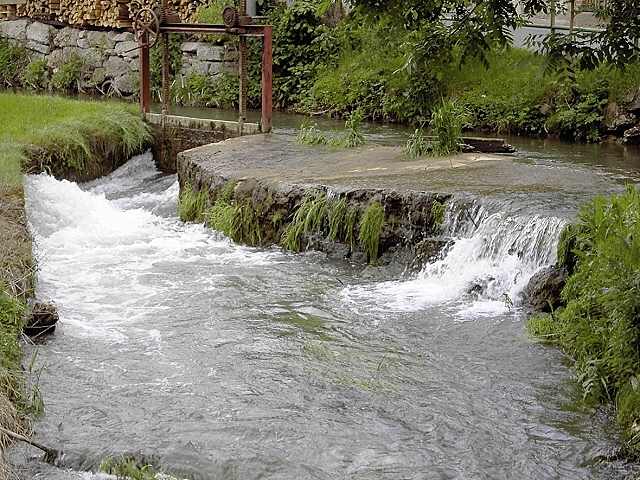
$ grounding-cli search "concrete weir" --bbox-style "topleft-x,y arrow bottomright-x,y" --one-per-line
177,134 -> 511,266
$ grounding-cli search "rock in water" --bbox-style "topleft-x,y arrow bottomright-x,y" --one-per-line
521,265 -> 568,312
24,302 -> 59,338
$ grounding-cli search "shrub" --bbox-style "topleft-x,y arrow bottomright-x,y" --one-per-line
528,186 -> 640,457
21,59 -> 48,90
50,54 -> 84,92
0,38 -> 28,87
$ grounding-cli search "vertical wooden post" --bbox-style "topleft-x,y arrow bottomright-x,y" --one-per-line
238,36 -> 247,134
261,26 -> 273,134
139,33 -> 151,114
550,0 -> 556,34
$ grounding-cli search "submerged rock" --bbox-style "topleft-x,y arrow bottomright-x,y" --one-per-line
24,302 -> 59,338
521,265 -> 568,312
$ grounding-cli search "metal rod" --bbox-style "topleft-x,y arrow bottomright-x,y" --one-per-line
139,33 -> 151,114
261,25 -> 272,133
161,32 -> 170,117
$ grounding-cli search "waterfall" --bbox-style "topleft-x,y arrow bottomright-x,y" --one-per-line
342,200 -> 566,317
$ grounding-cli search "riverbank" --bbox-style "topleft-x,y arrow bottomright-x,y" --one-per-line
527,188 -> 640,460
0,92 -> 150,475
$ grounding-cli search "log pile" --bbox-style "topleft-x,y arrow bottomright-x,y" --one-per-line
7,0 -> 206,27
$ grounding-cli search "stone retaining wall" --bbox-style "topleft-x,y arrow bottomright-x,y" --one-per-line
0,19 -> 234,96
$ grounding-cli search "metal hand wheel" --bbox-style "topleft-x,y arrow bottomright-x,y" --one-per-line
133,7 -> 160,49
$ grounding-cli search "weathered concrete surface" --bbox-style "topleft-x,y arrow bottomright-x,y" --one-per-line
147,113 -> 260,173
177,134 -> 513,265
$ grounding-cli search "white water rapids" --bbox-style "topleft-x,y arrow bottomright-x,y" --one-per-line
18,152 -> 632,479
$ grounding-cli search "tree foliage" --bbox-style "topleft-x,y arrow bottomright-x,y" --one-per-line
349,0 -> 640,69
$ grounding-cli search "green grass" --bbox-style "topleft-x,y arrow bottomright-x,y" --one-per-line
0,93 -> 150,186
178,183 -> 208,223
358,201 -> 385,263
527,186 -> 640,457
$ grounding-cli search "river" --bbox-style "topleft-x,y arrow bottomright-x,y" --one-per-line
14,116 -> 640,479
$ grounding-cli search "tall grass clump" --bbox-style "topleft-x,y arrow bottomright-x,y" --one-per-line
297,120 -> 328,146
358,201 -> 385,263
178,183 -> 208,222
403,127 -> 430,159
528,186 -> 640,457
430,99 -> 466,156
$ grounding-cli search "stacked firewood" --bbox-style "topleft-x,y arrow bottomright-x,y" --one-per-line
6,0 -> 208,27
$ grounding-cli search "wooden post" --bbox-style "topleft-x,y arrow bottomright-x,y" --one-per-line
161,32 -> 170,117
261,25 -> 272,134
550,0 -> 556,34
139,33 -> 151,114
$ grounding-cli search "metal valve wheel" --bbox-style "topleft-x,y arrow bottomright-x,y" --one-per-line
133,7 -> 160,48
222,6 -> 239,28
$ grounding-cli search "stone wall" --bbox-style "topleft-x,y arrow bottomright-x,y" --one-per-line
0,18 -> 233,96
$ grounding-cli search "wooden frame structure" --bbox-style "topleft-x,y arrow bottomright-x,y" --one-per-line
135,8 -> 272,134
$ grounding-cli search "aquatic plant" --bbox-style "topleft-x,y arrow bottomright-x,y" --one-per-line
297,120 -> 329,146
358,201 -> 385,263
527,186 -> 640,457
430,99 -> 466,156
280,193 -> 319,252
178,183 -> 208,223
100,455 -> 166,480
339,109 -> 365,148
328,197 -> 348,241
344,206 -> 359,251
403,127 -> 431,159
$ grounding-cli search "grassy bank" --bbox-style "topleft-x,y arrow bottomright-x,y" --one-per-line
0,93 -> 150,475
528,187 -> 640,458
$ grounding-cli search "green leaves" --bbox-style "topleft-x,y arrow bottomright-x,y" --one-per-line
529,186 -> 640,457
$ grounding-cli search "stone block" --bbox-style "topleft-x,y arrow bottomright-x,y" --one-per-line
26,21 -> 54,45
87,31 -> 114,50
83,48 -> 105,69
115,40 -> 138,57
77,31 -> 90,49
113,74 -> 135,94
0,19 -> 29,41
181,42 -> 199,53
196,44 -> 224,61
104,55 -> 129,78
110,31 -> 134,43
54,27 -> 78,48
26,40 -> 50,55
46,49 -> 65,68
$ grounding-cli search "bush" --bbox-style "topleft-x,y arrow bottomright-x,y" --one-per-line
528,186 -> 640,457
0,38 -> 28,87
21,59 -> 48,90
50,54 -> 84,92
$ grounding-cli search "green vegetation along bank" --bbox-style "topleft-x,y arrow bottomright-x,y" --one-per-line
528,186 -> 640,459
0,93 -> 150,476
154,0 -> 640,144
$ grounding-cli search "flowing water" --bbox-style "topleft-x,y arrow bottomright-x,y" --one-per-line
15,121 -> 640,479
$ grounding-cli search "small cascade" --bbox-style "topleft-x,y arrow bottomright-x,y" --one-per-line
343,199 -> 566,316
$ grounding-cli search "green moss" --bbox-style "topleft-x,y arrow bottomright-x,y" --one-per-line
178,183 -> 208,222
358,201 -> 385,263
